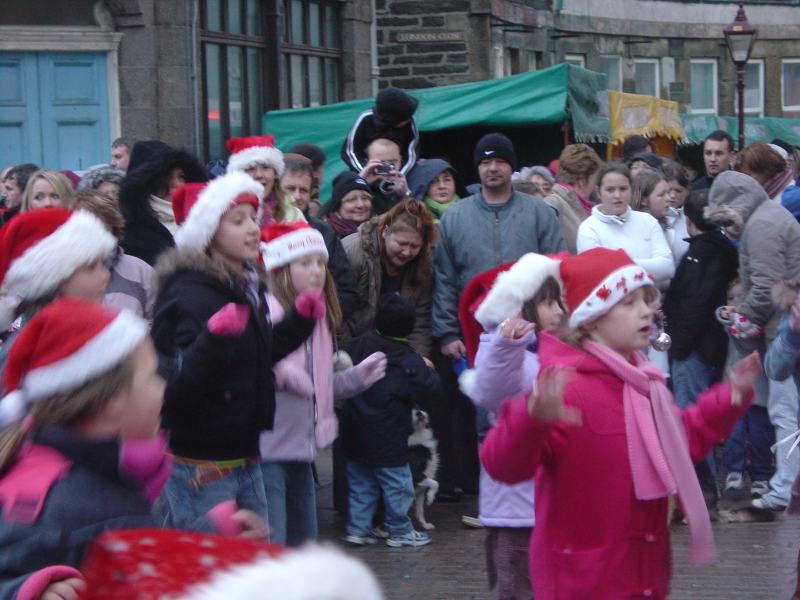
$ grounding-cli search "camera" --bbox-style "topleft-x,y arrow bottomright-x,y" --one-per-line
374,161 -> 395,176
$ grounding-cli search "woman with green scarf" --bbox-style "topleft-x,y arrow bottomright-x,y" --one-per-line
407,159 -> 460,222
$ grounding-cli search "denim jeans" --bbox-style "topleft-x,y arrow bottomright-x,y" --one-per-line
156,458 -> 268,531
261,461 -> 317,547
766,376 -> 800,503
346,460 -> 414,537
722,405 -> 775,483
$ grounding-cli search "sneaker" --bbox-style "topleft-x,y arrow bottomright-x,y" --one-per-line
750,480 -> 770,498
370,526 -> 389,539
725,472 -> 744,492
752,494 -> 788,511
342,532 -> 381,546
386,530 -> 432,547
461,515 -> 484,529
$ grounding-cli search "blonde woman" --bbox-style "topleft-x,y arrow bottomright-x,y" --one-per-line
21,169 -> 74,212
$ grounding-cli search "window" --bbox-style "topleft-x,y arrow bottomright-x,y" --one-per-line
526,51 -> 538,72
599,56 -> 622,91
282,0 -> 342,108
735,59 -> 764,116
689,59 -> 718,115
634,59 -> 660,97
782,59 -> 800,112
201,0 -> 267,161
564,54 -> 585,68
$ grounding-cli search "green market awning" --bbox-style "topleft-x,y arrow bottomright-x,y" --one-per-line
681,114 -> 800,146
263,64 -> 609,201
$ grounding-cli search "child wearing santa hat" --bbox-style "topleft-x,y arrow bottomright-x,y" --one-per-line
458,253 -> 565,600
226,135 -> 305,226
151,172 -> 323,533
0,208 -> 118,379
480,247 -> 762,599
259,221 -> 386,546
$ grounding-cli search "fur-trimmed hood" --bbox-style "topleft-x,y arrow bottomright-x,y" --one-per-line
120,140 -> 208,224
153,247 -> 266,294
705,171 -> 768,238
356,215 -> 382,259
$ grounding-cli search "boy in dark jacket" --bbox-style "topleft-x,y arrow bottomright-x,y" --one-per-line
342,294 -> 441,548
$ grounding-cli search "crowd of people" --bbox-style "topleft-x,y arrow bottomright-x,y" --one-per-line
0,84 -> 800,599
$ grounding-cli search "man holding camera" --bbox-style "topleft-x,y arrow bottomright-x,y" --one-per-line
358,138 -> 412,215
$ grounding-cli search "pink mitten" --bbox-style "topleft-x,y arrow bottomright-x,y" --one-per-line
355,352 -> 387,388
120,434 -> 173,506
295,288 -> 326,321
207,303 -> 250,337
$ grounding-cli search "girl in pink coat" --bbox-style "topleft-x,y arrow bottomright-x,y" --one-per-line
480,247 -> 761,600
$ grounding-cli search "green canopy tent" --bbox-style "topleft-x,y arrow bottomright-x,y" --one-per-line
681,114 -> 800,147
263,64 -> 609,202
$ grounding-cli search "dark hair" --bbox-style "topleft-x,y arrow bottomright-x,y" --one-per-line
596,162 -> 631,188
660,160 -> 689,189
683,189 -> 714,232
622,135 -> 652,161
521,277 -> 565,330
375,293 -> 415,338
4,163 -> 39,191
290,143 -> 326,171
283,157 -> 314,180
631,170 -> 668,219
112,137 -> 135,151
704,130 -> 734,153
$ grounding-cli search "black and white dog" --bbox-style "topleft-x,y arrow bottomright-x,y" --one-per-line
408,408 -> 439,530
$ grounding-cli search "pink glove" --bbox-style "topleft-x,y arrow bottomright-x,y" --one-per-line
207,303 -> 250,337
355,352 -> 387,388
295,288 -> 326,321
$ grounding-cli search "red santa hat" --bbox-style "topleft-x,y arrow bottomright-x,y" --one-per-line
0,298 -> 148,427
0,208 -> 116,325
79,529 -> 384,600
173,171 -> 262,252
260,221 -> 328,271
226,134 -> 285,177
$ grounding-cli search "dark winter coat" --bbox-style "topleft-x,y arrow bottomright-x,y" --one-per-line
151,250 -> 314,460
663,229 -> 739,369
340,109 -> 419,176
0,427 -> 154,599
307,214 -> 364,320
341,331 -> 441,468
119,140 -> 208,266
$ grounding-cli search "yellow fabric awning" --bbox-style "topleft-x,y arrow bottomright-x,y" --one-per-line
608,91 -> 685,144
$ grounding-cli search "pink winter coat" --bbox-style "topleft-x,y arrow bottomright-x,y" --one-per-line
480,333 -> 751,600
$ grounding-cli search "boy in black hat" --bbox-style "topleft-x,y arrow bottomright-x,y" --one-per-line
341,293 -> 441,547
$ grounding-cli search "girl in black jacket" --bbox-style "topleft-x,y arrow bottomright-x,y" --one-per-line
151,172 -> 323,531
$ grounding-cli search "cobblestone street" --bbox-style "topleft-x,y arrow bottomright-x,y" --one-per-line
316,450 -> 800,599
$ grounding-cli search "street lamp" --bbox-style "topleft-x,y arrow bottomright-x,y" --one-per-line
723,2 -> 758,151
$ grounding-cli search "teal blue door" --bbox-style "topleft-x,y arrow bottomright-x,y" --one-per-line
0,52 -> 110,171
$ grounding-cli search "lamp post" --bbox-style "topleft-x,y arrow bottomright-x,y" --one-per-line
723,2 -> 758,151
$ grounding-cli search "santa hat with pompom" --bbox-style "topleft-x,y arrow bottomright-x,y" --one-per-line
0,208 -> 116,329
226,134 -> 285,177
261,221 -> 328,271
0,298 -> 148,427
78,529 -> 384,600
173,171 -> 262,252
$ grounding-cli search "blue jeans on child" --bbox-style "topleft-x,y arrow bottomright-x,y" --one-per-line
156,458 -> 268,531
261,461 -> 317,547
722,405 -> 775,482
346,460 -> 414,537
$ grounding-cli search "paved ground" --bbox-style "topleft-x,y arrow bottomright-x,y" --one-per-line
315,449 -> 799,599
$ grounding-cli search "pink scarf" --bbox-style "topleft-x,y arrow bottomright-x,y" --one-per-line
583,340 -> 715,565
267,295 -> 337,448
557,181 -> 594,215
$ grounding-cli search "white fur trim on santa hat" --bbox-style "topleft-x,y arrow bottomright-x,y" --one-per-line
2,210 -> 116,303
568,263 -> 652,329
179,543 -> 384,600
21,310 -> 148,403
226,146 -> 285,177
475,253 -> 561,330
0,390 -> 27,429
175,171 -> 264,252
262,228 -> 328,271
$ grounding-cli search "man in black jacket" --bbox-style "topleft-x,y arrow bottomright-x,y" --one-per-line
281,156 -> 364,319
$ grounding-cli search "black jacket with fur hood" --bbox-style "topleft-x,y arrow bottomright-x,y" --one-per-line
151,250 -> 315,460
119,140 -> 208,266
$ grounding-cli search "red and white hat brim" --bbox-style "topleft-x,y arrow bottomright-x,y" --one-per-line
2,210 -> 116,303
179,544 -> 383,600
261,227 -> 328,271
568,263 -> 653,329
226,146 -> 285,178
175,171 -> 263,252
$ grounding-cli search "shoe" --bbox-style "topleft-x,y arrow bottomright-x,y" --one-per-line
725,472 -> 744,492
461,515 -> 484,529
751,494 -> 788,511
750,480 -> 770,498
370,526 -> 389,539
386,530 -> 432,547
342,532 -> 381,546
